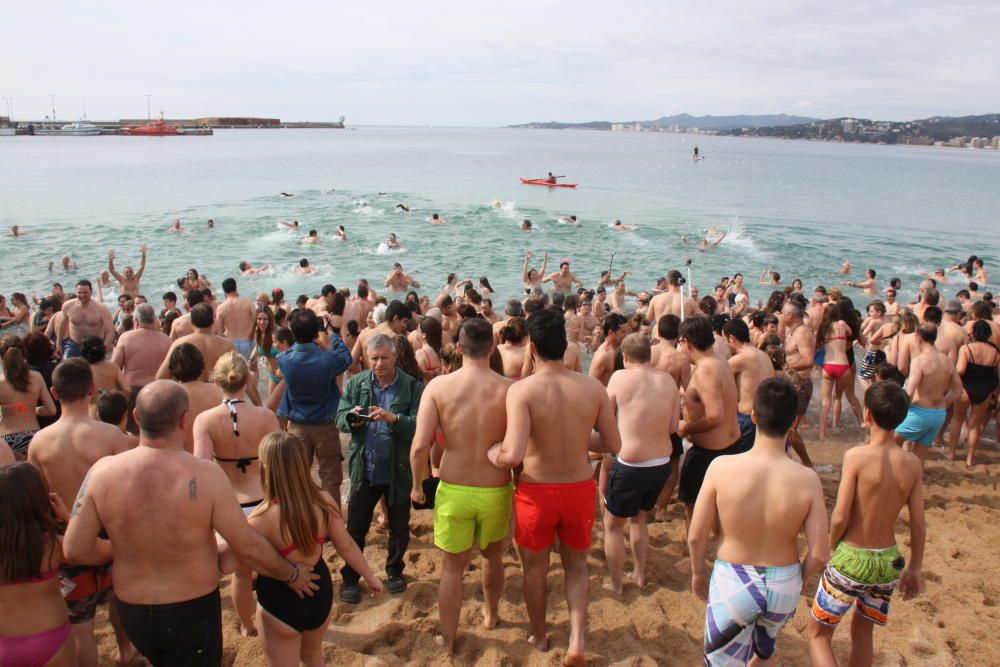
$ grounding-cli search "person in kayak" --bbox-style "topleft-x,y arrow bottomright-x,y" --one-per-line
545,172 -> 557,184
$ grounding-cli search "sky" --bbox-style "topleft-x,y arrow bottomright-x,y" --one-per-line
3,0 -> 998,126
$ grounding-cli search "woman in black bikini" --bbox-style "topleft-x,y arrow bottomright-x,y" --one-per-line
949,321 -> 999,467
243,432 -> 382,666
193,352 -> 280,636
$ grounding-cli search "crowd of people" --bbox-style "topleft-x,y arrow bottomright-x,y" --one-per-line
0,244 -> 997,666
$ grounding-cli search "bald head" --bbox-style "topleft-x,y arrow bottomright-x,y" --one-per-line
134,380 -> 189,438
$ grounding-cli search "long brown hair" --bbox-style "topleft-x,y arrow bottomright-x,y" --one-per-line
0,463 -> 61,581
0,335 -> 30,392
253,306 -> 275,355
250,433 -> 338,553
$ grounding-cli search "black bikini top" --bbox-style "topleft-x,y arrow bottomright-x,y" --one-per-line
213,399 -> 258,473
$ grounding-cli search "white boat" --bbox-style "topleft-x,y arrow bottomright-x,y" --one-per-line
35,118 -> 102,136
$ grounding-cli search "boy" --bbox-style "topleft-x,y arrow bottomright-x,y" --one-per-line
808,381 -> 925,666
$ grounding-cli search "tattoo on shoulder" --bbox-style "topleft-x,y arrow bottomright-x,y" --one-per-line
189,479 -> 197,500
71,469 -> 93,518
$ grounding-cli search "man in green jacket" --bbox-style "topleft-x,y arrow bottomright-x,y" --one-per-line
336,332 -> 423,603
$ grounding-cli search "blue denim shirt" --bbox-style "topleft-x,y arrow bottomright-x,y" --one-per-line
363,372 -> 398,486
276,336 -> 352,424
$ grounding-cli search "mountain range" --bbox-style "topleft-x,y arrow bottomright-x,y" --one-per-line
508,113 -> 821,131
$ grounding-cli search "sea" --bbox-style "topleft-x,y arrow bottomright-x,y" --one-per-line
1,127 -> 998,308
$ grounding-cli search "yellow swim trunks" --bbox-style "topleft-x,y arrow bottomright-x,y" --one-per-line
433,481 -> 513,553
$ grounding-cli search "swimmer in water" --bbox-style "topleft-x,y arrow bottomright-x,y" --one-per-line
295,258 -> 317,275
206,219 -> 215,229
395,203 -> 410,213
280,192 -> 295,197
613,219 -> 638,231
559,215 -> 579,225
238,261 -> 275,276
302,229 -> 319,244
167,219 -> 183,233
520,219 -> 532,232
386,233 -> 401,249
428,213 -> 446,225
336,225 -> 347,241
5,225 -> 31,237
277,219 -> 300,230
492,200 -> 503,209
681,229 -> 726,251
838,261 -> 852,274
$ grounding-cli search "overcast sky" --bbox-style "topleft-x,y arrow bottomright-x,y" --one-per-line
4,1 -> 998,125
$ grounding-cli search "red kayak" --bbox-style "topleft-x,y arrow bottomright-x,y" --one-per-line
520,178 -> 577,188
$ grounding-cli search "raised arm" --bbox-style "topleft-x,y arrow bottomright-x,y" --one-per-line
521,253 -> 532,283
134,244 -> 148,280
107,250 -> 125,283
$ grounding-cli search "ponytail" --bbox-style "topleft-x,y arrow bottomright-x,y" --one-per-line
0,337 -> 30,392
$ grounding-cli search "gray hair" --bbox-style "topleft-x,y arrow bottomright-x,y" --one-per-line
367,332 -> 396,353
783,301 -> 805,320
371,303 -> 387,324
135,303 -> 157,326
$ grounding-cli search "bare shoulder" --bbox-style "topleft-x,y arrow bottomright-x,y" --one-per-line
787,460 -> 821,488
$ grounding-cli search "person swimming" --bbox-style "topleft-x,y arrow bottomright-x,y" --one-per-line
395,204 -> 410,213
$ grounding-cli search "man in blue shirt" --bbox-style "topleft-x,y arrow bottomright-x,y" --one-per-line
337,332 -> 423,601
278,308 -> 352,505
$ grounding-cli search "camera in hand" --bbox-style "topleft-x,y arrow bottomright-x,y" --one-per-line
346,411 -> 374,425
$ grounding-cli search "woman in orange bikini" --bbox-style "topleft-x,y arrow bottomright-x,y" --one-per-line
0,337 -> 56,460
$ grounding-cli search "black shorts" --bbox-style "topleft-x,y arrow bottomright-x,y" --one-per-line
670,433 -> 683,461
678,440 -> 745,505
116,588 -> 222,667
256,557 -> 333,632
604,458 -> 671,518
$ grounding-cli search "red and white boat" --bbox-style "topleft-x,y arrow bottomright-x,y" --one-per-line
121,115 -> 180,136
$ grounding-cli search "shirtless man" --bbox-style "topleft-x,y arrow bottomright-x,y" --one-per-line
238,261 -> 275,276
649,270 -> 699,325
589,313 -> 628,386
846,268 -> 879,297
27,359 -> 133,666
489,309 -> 621,663
724,318 -> 775,454
689,377 -> 829,666
107,245 -> 148,298
912,285 -> 939,323
883,287 -> 900,317
612,220 -> 638,231
603,334 -> 678,594
112,304 -> 171,432
542,261 -> 582,294
895,325 -> 962,464
682,230 -> 726,251
343,284 -> 375,330
608,280 -> 634,312
384,263 -> 420,293
168,289 -> 205,340
58,280 -> 114,358
410,318 -> 513,652
651,315 -> 692,388
809,381 -> 925,667
167,218 -> 183,233
277,219 -> 299,230
781,300 -> 816,467
295,258 -> 317,275
428,213 -> 446,225
759,269 -> 782,286
941,301 -> 970,351
156,304 -> 236,382
676,316 -> 741,522
352,301 -> 412,369
302,229 -> 319,244
217,278 -> 257,359
63,381 -> 319,667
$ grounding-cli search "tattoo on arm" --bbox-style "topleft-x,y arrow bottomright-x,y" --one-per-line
189,479 -> 197,500
71,470 -> 93,518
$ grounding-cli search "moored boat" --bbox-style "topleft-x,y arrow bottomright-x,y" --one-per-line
34,118 -> 102,136
122,115 -> 180,136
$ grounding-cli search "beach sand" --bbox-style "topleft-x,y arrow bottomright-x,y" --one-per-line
91,401 -> 999,666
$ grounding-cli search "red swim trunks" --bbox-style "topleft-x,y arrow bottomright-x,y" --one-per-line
514,479 -> 596,552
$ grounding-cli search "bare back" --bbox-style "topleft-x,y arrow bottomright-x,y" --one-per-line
711,454 -> 822,566
607,366 -> 678,463
729,346 -> 775,414
180,382 -> 224,452
193,402 -> 278,503
840,445 -> 922,549
430,366 -> 513,488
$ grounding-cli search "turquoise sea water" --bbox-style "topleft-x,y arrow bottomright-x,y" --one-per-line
1,127 -> 998,305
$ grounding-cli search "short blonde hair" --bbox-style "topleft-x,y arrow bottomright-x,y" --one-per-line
211,352 -> 249,393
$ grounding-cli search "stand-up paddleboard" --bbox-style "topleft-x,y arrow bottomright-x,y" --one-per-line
520,178 -> 577,188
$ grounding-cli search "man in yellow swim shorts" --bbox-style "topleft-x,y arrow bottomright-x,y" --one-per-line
410,318 -> 514,652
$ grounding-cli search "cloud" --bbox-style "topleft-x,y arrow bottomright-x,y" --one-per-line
2,0 -> 998,124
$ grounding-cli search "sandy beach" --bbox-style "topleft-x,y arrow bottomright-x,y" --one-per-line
89,389 -> 999,666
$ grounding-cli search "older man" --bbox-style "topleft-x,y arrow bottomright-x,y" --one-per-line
63,381 -> 317,667
337,333 -> 423,602
112,304 -> 171,432
58,279 -> 115,358
278,308 -> 353,501
107,245 -> 148,298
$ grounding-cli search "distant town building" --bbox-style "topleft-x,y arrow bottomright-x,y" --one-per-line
842,118 -> 858,134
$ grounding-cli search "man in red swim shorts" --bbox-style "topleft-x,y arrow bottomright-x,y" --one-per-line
489,309 -> 621,665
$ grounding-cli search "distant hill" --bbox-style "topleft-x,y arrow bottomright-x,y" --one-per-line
720,113 -> 1000,145
509,113 -> 820,131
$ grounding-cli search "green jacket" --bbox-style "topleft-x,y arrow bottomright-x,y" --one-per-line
336,369 -> 423,506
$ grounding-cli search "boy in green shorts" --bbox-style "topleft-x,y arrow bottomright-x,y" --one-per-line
808,381 -> 926,666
